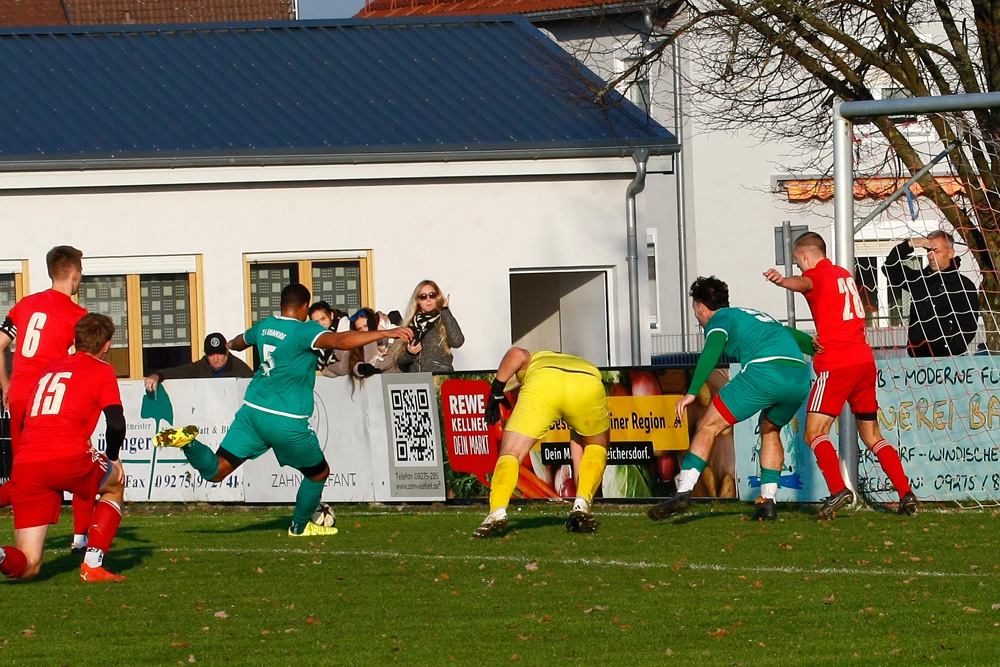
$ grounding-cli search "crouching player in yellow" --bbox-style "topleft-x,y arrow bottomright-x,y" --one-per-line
476,347 -> 611,537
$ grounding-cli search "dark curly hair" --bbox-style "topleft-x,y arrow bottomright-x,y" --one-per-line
689,276 -> 729,311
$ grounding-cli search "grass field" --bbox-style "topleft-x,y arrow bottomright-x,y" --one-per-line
0,501 -> 998,665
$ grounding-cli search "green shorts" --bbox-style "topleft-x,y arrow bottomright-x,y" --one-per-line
219,405 -> 325,470
716,362 -> 810,428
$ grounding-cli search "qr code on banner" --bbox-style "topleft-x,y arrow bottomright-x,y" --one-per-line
389,385 -> 438,466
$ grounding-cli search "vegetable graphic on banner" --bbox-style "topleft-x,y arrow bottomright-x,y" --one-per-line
439,372 -> 690,499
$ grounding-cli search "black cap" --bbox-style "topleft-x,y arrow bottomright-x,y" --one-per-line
204,333 -> 227,355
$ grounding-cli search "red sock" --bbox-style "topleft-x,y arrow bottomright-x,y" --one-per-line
809,435 -> 847,494
72,494 -> 96,537
88,499 -> 123,555
0,482 -> 11,508
871,439 -> 912,497
0,546 -> 28,578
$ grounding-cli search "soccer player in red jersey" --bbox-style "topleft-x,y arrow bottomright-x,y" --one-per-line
0,246 -> 95,550
764,232 -> 918,517
0,313 -> 127,582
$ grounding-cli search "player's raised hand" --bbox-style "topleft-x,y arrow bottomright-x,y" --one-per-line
763,268 -> 785,285
675,393 -> 695,423
484,378 -> 512,425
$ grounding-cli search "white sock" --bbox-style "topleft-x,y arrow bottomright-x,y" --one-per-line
676,468 -> 701,494
761,482 -> 778,500
83,547 -> 104,568
72,533 -> 88,548
572,497 -> 590,513
486,507 -> 507,521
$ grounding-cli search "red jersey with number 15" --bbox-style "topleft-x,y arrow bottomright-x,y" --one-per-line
4,289 -> 87,403
16,352 -> 122,464
802,258 -> 874,372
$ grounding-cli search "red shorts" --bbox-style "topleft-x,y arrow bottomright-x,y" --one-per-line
10,452 -> 108,529
7,397 -> 27,453
807,362 -> 878,418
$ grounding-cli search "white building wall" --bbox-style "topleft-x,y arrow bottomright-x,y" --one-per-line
0,160 -> 664,370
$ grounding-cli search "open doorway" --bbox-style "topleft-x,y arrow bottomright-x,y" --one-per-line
509,270 -> 611,366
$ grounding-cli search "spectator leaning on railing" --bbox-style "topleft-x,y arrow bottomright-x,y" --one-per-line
881,231 -> 981,357
144,332 -> 255,394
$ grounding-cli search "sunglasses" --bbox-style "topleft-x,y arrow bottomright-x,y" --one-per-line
418,292 -> 438,301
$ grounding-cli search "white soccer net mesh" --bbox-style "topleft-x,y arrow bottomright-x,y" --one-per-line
851,107 -> 1000,508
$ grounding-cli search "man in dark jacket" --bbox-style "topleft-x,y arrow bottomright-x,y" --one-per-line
144,332 -> 254,394
881,231 -> 981,357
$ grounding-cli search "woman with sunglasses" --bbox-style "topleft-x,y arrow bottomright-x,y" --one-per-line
398,280 -> 464,372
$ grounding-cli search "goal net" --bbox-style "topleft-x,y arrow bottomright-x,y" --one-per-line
845,102 -> 1000,509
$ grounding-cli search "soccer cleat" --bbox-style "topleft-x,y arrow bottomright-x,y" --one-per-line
71,544 -> 86,555
288,521 -> 339,537
473,509 -> 509,538
752,497 -> 777,522
80,563 -> 126,582
154,425 -> 199,449
566,499 -> 598,533
647,491 -> 692,520
898,491 -> 919,516
817,488 -> 854,519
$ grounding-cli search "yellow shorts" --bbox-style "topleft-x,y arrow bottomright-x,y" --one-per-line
505,352 -> 611,440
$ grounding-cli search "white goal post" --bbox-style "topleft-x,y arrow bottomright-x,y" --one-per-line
833,93 -> 1000,506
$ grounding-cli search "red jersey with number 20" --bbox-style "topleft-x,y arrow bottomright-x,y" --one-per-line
5,289 -> 87,403
802,258 -> 874,372
16,353 -> 122,464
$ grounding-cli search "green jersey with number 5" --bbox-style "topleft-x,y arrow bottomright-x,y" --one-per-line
242,316 -> 327,418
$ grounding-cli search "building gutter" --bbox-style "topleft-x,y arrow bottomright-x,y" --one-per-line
626,148 -> 649,365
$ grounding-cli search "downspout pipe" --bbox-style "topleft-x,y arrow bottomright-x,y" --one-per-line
626,148 -> 649,365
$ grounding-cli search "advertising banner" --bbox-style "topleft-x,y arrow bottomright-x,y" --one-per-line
86,374 -> 444,503
438,368 -> 706,500
872,356 -> 1000,502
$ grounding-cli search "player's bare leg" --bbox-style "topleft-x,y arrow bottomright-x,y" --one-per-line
753,418 -> 783,522
474,431 -> 537,538
649,404 -> 729,520
858,419 -> 917,515
1,524 -> 49,580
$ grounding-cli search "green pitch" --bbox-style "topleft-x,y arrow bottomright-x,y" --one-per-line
0,502 -> 997,665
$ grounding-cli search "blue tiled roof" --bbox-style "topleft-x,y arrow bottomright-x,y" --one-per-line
0,18 -> 677,168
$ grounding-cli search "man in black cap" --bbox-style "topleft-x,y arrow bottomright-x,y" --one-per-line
144,332 -> 254,394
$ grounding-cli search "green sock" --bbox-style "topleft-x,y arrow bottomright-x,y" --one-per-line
292,476 -> 326,530
183,439 -> 219,480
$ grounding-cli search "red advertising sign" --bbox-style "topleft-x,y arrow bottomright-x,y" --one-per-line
440,379 -> 503,484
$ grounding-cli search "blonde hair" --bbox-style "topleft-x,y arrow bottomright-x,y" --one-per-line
402,279 -> 450,355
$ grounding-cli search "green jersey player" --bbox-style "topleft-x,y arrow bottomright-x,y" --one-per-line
648,276 -> 812,522
155,284 -> 412,537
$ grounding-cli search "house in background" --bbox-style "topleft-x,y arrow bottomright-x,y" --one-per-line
0,18 -> 677,377
0,0 -> 293,25
357,0 -> 969,347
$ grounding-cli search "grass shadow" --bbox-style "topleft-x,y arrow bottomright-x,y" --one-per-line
187,515 -> 289,535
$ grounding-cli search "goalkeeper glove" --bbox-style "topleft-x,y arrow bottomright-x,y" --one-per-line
484,378 -> 512,425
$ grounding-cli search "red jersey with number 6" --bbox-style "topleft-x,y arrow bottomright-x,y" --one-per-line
16,353 -> 121,464
802,258 -> 874,371
3,289 -> 87,403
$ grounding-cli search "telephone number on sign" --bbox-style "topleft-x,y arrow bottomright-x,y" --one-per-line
153,474 -> 241,489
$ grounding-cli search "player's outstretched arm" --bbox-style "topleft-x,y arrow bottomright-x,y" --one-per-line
763,269 -> 813,293
316,327 -> 413,351
228,334 -> 250,352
